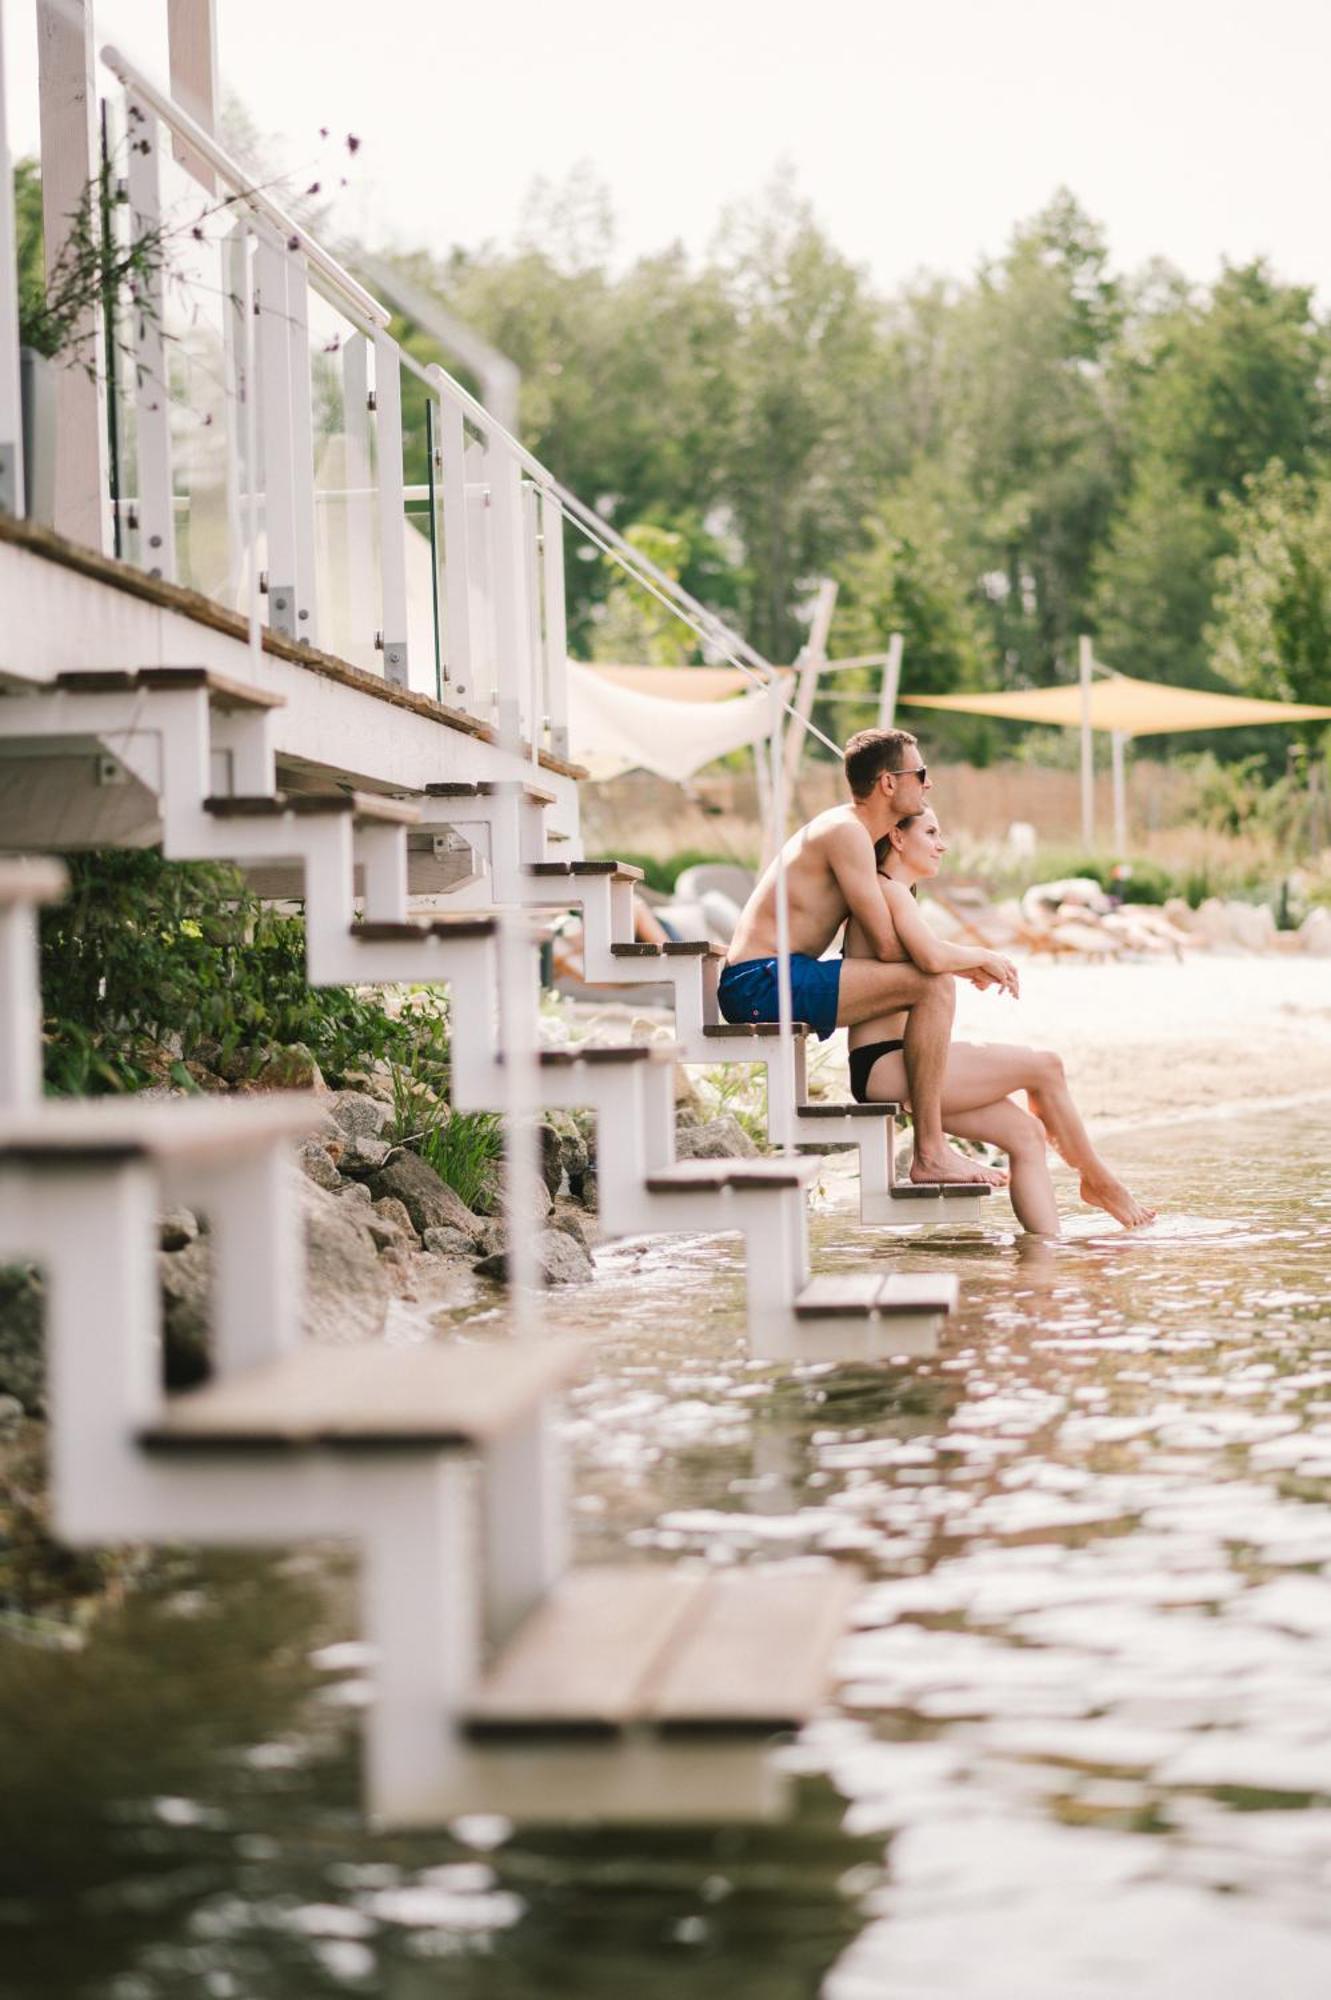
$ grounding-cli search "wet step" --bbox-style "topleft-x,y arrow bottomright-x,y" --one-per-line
139,1338 -> 583,1453
457,1564 -> 857,1820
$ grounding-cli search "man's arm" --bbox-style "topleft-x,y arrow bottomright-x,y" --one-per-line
824,822 -> 903,960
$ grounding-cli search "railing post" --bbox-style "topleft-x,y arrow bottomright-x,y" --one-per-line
488,440 -> 532,749
253,228 -> 298,638
430,368 -> 474,704
284,246 -> 317,645
372,328 -> 408,688
0,0 -> 24,515
342,331 -> 376,669
523,479 -> 544,761
540,489 -> 569,761
125,91 -> 176,582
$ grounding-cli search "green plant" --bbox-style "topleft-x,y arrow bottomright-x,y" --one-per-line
16,153 -> 168,371
417,1112 -> 504,1212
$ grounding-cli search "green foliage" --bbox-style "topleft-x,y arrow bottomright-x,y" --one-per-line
418,1112 -> 504,1213
1208,463 -> 1331,709
39,849 -> 445,1095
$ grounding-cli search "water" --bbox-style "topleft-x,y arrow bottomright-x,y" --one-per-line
3,1106 -> 1331,1998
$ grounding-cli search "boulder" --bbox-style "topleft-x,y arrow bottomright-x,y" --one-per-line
369,1150 -> 484,1240
158,1207 -> 200,1252
158,1240 -> 212,1388
549,1203 -> 592,1253
252,1043 -> 326,1093
675,1113 -> 759,1161
472,1160 -> 553,1224
422,1225 -> 480,1258
328,1090 -> 394,1142
297,1175 -> 391,1342
338,1133 -> 393,1177
0,1266 -> 45,1413
372,1195 -> 419,1246
0,1393 -> 22,1440
474,1228 -> 594,1287
337,1181 -> 372,1208
1300,907 -> 1331,956
298,1141 -> 343,1192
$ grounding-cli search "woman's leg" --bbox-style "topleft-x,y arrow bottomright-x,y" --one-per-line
945,1098 -> 1061,1236
861,1044 -> 1007,1187
864,1041 -> 1154,1227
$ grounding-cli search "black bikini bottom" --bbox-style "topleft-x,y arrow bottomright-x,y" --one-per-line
848,1038 -> 905,1104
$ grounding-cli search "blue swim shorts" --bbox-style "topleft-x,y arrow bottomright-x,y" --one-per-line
716,954 -> 843,1041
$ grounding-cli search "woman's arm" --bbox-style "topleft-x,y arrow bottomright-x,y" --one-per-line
881,880 -> 1020,995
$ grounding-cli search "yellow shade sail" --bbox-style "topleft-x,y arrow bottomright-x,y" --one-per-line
899,671 -> 1331,737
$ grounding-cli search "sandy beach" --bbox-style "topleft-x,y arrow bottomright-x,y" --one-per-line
801,953 -> 1331,1134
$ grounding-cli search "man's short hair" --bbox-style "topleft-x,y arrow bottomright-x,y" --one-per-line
843,728 -> 920,799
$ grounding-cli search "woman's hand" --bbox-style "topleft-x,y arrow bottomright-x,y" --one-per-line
980,951 -> 1020,998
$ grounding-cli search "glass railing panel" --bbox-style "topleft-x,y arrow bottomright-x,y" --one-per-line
309,291 -> 381,673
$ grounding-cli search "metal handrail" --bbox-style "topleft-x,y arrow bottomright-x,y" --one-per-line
100,44 -> 390,332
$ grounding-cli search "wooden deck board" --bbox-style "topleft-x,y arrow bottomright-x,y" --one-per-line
648,1568 -> 858,1731
140,1338 -> 583,1452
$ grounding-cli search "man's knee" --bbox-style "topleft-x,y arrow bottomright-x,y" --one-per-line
916,970 -> 955,1013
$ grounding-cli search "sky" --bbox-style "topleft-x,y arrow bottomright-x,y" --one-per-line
7,0 -> 1331,301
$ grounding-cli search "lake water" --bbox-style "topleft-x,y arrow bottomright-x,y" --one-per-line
4,1105 -> 1331,1998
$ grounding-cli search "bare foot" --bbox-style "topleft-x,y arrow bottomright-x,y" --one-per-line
912,1145 -> 1008,1189
1079,1172 -> 1156,1229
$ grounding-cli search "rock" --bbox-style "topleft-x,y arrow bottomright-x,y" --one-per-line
675,1113 -> 758,1161
337,1181 -> 372,1208
550,1203 -> 591,1253
158,1241 -> 212,1388
338,1062 -> 397,1104
298,1175 -> 391,1342
1300,907 -> 1331,956
422,1225 -> 481,1257
338,1133 -> 392,1177
0,1393 -> 22,1439
329,1090 -> 394,1141
298,1141 -> 343,1191
472,1160 -> 553,1224
158,1207 -> 199,1252
369,1150 -> 484,1240
0,1267 -> 45,1413
543,1110 -> 590,1190
252,1042 -> 326,1093
373,1196 -> 419,1245
579,1165 -> 598,1214
539,1121 -> 564,1197
474,1228 -> 594,1287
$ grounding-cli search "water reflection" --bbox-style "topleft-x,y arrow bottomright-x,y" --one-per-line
3,1107 -> 1331,1994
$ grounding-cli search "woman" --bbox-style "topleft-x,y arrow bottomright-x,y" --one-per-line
843,808 -> 1155,1236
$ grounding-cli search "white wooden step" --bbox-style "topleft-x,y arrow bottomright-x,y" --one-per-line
426,779 -> 557,808
204,789 -> 418,825
349,912 -> 499,944
0,1093 -> 326,1164
54,666 -> 284,711
0,856 -> 67,906
139,1338 -> 583,1452
889,1181 -> 992,1202
643,1156 -> 821,1195
526,859 -> 643,884
465,1563 -> 856,1739
794,1271 -> 959,1320
701,1022 -> 811,1043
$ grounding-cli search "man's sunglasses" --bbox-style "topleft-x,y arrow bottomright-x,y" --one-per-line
886,763 -> 927,784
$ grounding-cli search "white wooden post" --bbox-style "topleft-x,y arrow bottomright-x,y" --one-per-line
285,249 -> 318,646
125,94 -> 176,583
489,438 -> 532,747
877,631 -> 904,732
0,0 -> 24,515
523,478 -> 544,758
783,576 -> 838,790
431,373 -> 474,700
1111,729 -> 1129,855
254,229 -> 298,637
0,902 -> 42,1104
540,488 -> 569,759
1078,634 -> 1095,848
166,0 -> 219,193
36,0 -> 109,550
342,332 -> 376,666
372,328 -> 408,687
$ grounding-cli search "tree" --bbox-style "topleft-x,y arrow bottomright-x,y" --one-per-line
832,475 -> 996,696
1208,462 -> 1331,708
1090,456 -> 1222,685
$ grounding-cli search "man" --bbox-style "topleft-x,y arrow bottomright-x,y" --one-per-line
718,727 -> 1007,1187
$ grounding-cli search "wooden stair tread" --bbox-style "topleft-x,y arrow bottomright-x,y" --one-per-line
525,860 -> 643,883
530,1043 -> 679,1068
0,1094 -> 327,1165
663,940 -> 725,959
205,790 -> 418,825
466,1565 -> 855,1738
55,666 -> 285,711
644,1156 -> 820,1194
795,1101 -> 900,1119
648,1567 -> 859,1731
0,856 -> 67,906
467,1569 -> 705,1733
609,942 -> 661,958
350,914 -> 499,942
140,1338 -> 583,1452
701,1022 -> 811,1040
890,1181 -> 992,1200
795,1271 -> 960,1319
425,779 -> 556,806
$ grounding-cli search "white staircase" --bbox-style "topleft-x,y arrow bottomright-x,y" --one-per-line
0,859 -> 855,1826
0,668 -> 964,1362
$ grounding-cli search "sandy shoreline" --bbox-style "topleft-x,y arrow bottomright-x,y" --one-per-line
801,954 -> 1331,1133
